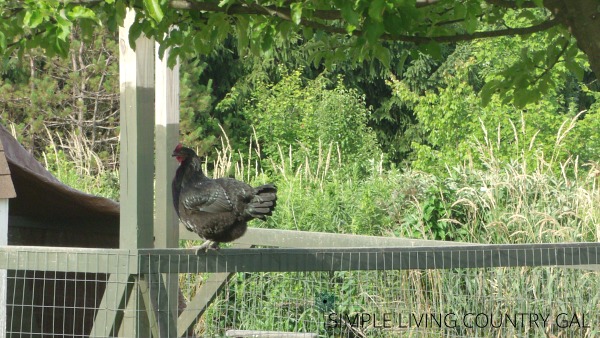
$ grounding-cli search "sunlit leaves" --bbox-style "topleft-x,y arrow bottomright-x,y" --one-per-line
290,2 -> 302,25
143,0 -> 164,23
23,10 -> 44,29
0,0 -> 105,57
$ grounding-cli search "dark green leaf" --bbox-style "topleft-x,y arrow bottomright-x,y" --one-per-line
114,0 -> 127,27
420,42 -> 442,60
513,88 -> 530,108
54,35 -> 70,57
463,16 -> 478,34
364,20 -> 385,44
383,12 -> 406,33
531,0 -> 544,7
337,1 -> 360,29
480,80 -> 501,106
236,16 -> 249,52
454,3 -> 466,20
128,21 -> 145,49
565,58 -> 584,81
368,0 -> 386,23
374,45 -> 391,69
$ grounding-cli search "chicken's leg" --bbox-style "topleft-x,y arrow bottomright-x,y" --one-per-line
193,240 -> 220,254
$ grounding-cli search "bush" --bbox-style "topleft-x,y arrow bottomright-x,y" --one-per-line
245,68 -> 382,174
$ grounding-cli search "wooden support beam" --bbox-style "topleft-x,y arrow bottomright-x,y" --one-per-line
138,273 -> 177,337
154,39 -> 180,334
177,272 -> 232,337
118,8 -> 155,337
119,8 -> 155,250
0,200 -> 8,338
89,273 -> 134,337
154,38 -> 179,250
138,242 -> 600,274
177,244 -> 252,337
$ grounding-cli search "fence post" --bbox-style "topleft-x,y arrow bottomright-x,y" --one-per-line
155,36 -> 180,336
0,136 -> 16,337
118,7 -> 155,337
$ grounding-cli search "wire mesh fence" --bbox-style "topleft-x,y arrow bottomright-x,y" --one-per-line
197,267 -> 597,337
0,243 -> 599,337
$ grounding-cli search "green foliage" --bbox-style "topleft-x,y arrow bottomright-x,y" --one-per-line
402,183 -> 469,241
2,0 -> 597,110
246,68 -> 381,173
387,37 -> 600,172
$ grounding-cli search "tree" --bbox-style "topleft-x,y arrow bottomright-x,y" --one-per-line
0,1 -> 597,85
0,25 -> 119,167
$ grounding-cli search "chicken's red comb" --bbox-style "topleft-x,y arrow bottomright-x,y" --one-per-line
175,143 -> 183,151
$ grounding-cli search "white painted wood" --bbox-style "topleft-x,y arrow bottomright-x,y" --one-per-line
0,200 -> 7,338
154,39 -> 180,337
154,41 -> 180,249
118,8 -> 155,337
119,7 -> 155,250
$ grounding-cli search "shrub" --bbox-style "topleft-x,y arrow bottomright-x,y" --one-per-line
245,68 -> 381,175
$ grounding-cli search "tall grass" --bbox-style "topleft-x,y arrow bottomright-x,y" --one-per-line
8,123 -> 120,200
191,115 -> 600,245
184,120 -> 600,336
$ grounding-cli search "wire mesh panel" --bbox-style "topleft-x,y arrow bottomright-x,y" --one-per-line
0,243 -> 599,337
160,244 -> 600,338
191,267 -> 598,337
0,248 -> 136,338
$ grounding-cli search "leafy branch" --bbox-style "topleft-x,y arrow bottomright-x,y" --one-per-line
484,0 -> 540,9
170,0 -> 559,44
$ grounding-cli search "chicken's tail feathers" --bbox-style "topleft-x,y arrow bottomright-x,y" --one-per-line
246,184 -> 277,220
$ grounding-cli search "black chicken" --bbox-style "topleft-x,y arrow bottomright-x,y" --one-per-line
172,144 -> 277,252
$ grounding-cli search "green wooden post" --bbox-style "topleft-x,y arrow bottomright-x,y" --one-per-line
119,8 -> 155,250
118,8 -> 154,337
154,43 -> 180,250
154,41 -> 180,337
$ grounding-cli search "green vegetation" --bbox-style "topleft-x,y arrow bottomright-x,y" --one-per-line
184,122 -> 600,336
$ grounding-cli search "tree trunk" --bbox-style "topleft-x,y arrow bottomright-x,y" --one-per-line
546,0 -> 600,78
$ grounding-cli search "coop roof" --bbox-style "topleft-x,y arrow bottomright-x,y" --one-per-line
0,124 -> 119,247
0,136 -> 16,199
